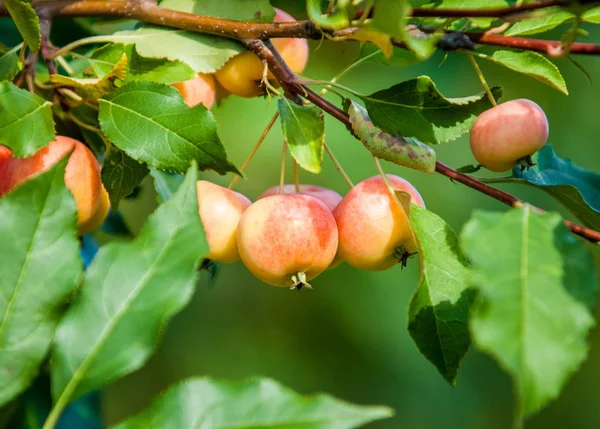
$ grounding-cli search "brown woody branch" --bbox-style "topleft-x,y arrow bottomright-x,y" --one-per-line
245,39 -> 600,244
0,1 -> 599,56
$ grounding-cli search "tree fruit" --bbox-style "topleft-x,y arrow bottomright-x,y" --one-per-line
237,194 -> 338,288
79,185 -> 110,235
333,174 -> 425,271
214,8 -> 309,98
0,136 -> 102,231
172,73 -> 217,108
196,180 -> 251,263
470,98 -> 549,172
259,184 -> 342,211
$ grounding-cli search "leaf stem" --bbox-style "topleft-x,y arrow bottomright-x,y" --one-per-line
280,140 -> 288,195
49,35 -> 117,59
467,54 -> 497,106
324,142 -> 354,188
228,111 -> 279,190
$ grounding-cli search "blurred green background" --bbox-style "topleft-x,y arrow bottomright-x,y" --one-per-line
104,3 -> 600,428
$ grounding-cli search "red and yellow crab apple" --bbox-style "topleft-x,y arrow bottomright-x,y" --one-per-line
259,184 -> 342,211
333,174 -> 425,271
470,98 -> 549,172
172,73 -> 217,108
237,194 -> 338,288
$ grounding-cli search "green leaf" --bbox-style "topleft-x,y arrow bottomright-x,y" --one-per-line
98,81 -> 239,175
3,0 -> 40,52
112,377 -> 394,429
102,26 -> 244,73
583,6 -> 600,23
505,7 -> 574,36
0,157 -> 81,407
159,0 -> 274,21
51,165 -> 207,405
472,49 -> 567,95
408,206 -> 472,386
371,0 -> 411,40
278,99 -> 325,174
461,207 -> 597,417
150,169 -> 184,204
434,0 -> 508,28
0,49 -> 23,82
101,145 -> 149,209
0,81 -> 55,157
483,145 -> 600,230
360,76 -> 502,144
348,101 -> 436,173
89,43 -> 196,84
50,54 -> 127,100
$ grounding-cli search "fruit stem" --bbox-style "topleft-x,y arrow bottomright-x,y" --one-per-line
228,111 -> 279,190
279,140 -> 288,195
324,142 -> 354,188
292,158 -> 300,193
467,54 -> 497,106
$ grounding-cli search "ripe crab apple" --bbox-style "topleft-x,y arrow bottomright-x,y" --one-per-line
237,194 -> 338,288
196,180 -> 251,263
214,8 -> 309,98
0,136 -> 102,231
258,184 -> 342,211
470,98 -> 549,172
333,174 -> 425,271
79,185 -> 111,235
172,73 -> 217,108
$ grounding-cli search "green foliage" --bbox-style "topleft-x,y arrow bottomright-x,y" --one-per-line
408,206 -> 472,386
2,0 -> 40,52
461,207 -> 597,417
0,158 -> 81,407
89,43 -> 196,84
98,81 -> 239,175
101,146 -> 149,209
360,76 -> 502,144
51,165 -> 207,405
0,82 -> 55,157
0,49 -> 22,82
348,100 -> 436,174
471,49 -> 568,95
159,0 -> 274,21
112,377 -> 394,429
371,0 -> 411,40
278,99 -> 325,174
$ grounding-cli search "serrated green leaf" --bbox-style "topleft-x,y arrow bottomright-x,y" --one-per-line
0,49 -> 22,82
360,76 -> 502,144
112,377 -> 394,429
50,54 -> 127,100
408,206 -> 472,386
101,146 -> 149,209
583,6 -> 600,23
51,165 -> 207,405
506,7 -> 573,36
150,169 -> 184,204
0,158 -> 81,407
3,0 -> 40,52
98,81 -> 239,175
102,26 -> 243,73
348,101 -> 436,173
371,0 -> 411,40
0,81 -> 55,157
472,49 -> 567,95
461,207 -> 597,417
278,99 -> 324,174
483,145 -> 600,230
159,0 -> 274,21
89,43 -> 196,84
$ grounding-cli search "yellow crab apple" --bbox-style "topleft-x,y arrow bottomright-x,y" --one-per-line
470,98 -> 549,172
237,194 -> 338,288
333,174 -> 425,271
258,184 -> 342,211
196,180 -> 251,263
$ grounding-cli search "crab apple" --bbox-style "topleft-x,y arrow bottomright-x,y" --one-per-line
172,73 -> 217,108
196,180 -> 251,263
0,136 -> 102,231
79,185 -> 110,235
259,184 -> 342,211
333,174 -> 425,271
237,194 -> 338,288
214,8 -> 309,98
470,99 -> 549,172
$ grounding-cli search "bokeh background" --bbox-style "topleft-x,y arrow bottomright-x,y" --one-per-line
10,1 -> 600,427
